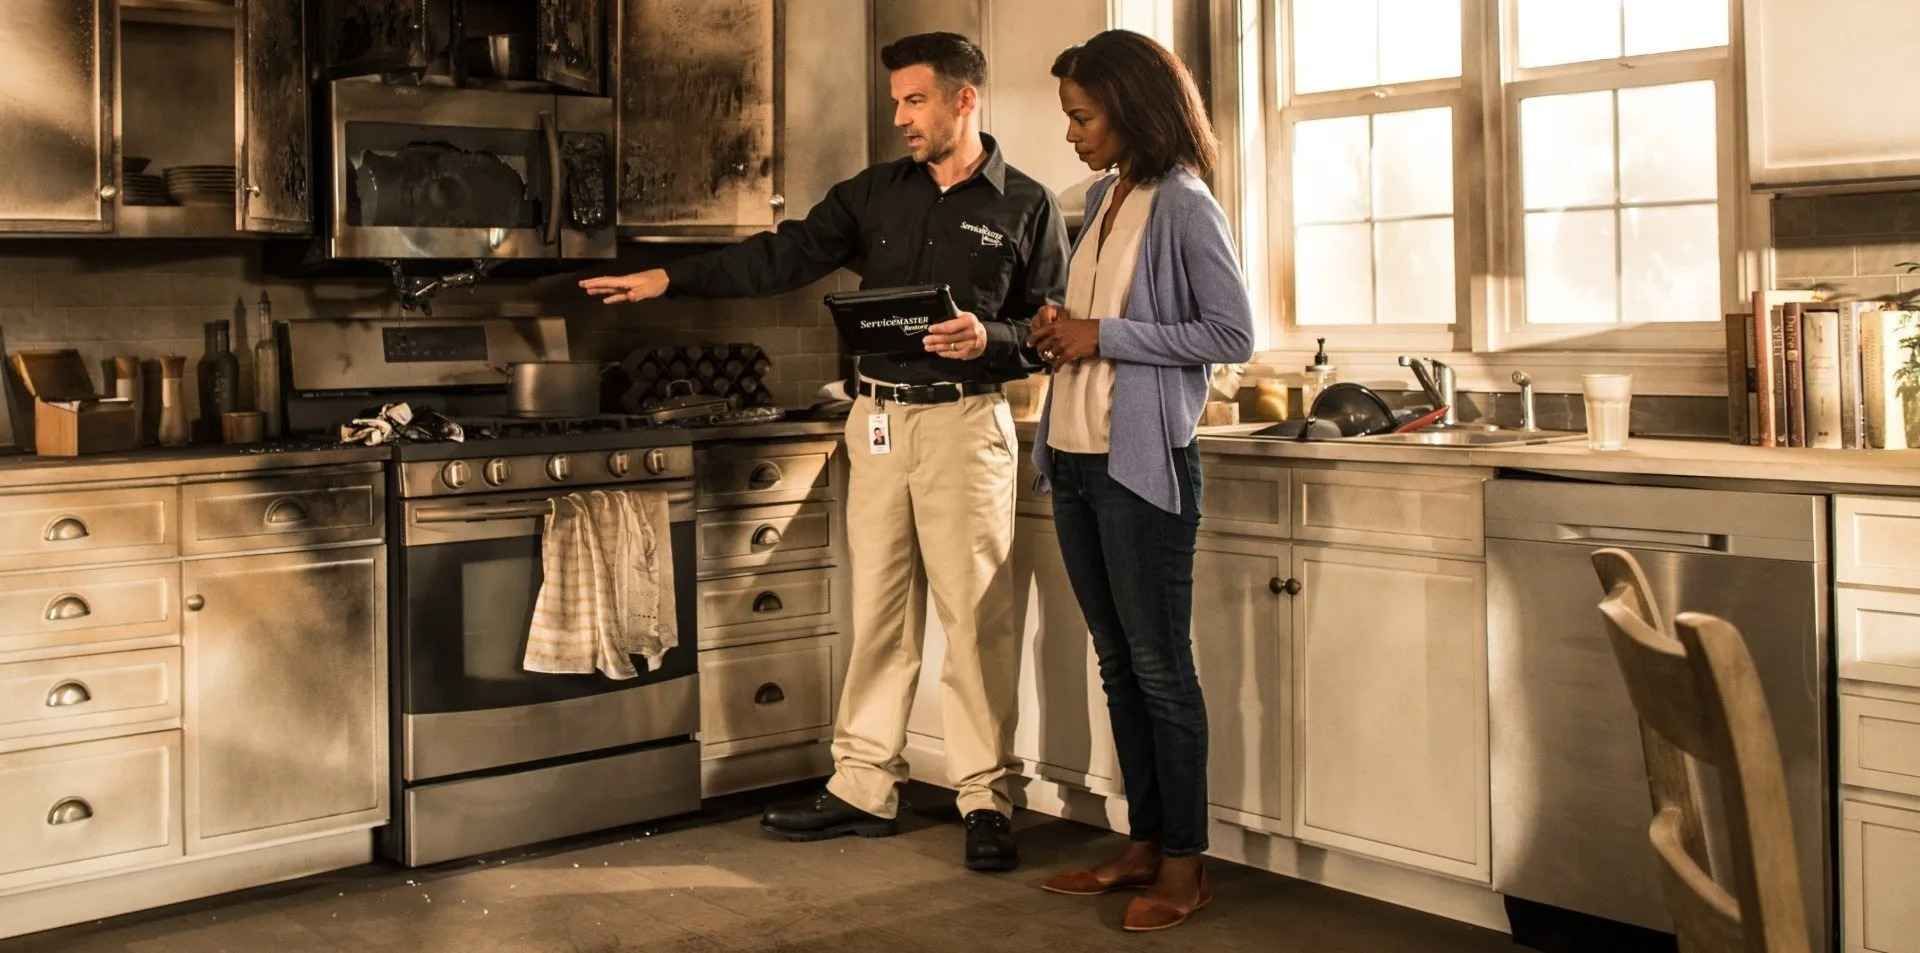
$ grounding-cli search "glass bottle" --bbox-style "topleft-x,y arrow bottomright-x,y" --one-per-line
197,320 -> 240,443
253,292 -> 284,439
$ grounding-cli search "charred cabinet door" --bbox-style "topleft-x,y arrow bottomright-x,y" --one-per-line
0,0 -> 116,233
614,0 -> 776,234
322,0 -> 430,78
537,0 -> 606,94
239,0 -> 313,233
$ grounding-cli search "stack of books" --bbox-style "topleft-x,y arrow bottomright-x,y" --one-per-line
1725,294 -> 1919,449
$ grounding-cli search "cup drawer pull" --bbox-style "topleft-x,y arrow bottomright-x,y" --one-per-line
46,680 -> 92,708
44,594 -> 92,621
748,462 -> 783,489
753,682 -> 786,706
751,525 -> 784,548
44,517 -> 90,542
751,591 -> 784,614
46,797 -> 93,826
265,498 -> 311,526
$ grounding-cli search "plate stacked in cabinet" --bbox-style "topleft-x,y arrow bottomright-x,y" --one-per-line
693,436 -> 849,797
0,467 -> 386,938
1833,495 -> 1920,953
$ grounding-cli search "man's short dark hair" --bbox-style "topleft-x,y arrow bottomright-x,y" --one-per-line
880,32 -> 986,90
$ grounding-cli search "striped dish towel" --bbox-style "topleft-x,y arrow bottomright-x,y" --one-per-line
523,489 -> 678,678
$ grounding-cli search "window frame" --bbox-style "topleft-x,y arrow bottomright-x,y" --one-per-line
1257,0 -> 1753,392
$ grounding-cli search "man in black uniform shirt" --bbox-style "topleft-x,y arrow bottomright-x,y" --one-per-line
581,32 -> 1068,873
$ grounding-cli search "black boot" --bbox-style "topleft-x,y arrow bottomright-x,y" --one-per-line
964,810 -> 1019,872
761,790 -> 897,841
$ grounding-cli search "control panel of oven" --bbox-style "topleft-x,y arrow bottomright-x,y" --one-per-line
402,445 -> 694,498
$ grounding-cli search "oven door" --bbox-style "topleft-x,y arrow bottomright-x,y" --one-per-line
398,483 -> 694,781
330,81 -> 615,260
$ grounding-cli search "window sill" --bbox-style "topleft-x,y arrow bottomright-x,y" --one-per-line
1245,347 -> 1726,397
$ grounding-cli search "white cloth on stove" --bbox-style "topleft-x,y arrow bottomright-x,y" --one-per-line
523,489 -> 678,679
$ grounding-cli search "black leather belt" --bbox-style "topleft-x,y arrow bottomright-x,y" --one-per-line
856,378 -> 1001,405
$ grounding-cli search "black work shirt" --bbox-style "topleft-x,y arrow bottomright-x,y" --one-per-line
664,133 -> 1070,385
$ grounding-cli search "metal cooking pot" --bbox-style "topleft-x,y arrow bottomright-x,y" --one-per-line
499,361 -> 604,418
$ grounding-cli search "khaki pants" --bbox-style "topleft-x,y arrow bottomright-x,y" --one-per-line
825,391 -> 1020,819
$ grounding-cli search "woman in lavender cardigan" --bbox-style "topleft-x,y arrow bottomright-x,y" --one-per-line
1027,30 -> 1255,933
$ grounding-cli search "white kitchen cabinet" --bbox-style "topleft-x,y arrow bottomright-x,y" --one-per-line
1746,0 -> 1920,189
1192,533 -> 1292,834
1008,515 -> 1121,790
181,545 -> 387,853
0,1 -> 116,234
1843,795 -> 1920,953
1292,544 -> 1490,883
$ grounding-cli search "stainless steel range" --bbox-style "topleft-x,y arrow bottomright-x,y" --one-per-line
284,318 -> 701,868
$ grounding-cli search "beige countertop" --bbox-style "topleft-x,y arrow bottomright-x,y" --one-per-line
0,443 -> 392,489
1013,420 -> 1920,491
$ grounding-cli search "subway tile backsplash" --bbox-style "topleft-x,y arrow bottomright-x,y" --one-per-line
1773,190 -> 1920,303
0,241 -> 846,436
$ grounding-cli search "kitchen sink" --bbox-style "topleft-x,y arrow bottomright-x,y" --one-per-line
1346,429 -> 1585,447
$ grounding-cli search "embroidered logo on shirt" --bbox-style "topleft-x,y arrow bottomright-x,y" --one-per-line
960,220 -> 1004,249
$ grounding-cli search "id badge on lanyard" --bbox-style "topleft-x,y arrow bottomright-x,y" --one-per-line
867,413 -> 891,455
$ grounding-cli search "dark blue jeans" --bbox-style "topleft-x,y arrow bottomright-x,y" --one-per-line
1048,445 -> 1208,857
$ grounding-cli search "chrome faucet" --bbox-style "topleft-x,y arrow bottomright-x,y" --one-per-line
1398,355 -> 1457,426
1512,370 -> 1538,432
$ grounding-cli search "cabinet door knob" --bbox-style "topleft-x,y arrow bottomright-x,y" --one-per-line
751,525 -> 783,548
1270,577 -> 1302,596
45,517 -> 90,542
747,462 -> 783,489
46,681 -> 92,708
769,194 -> 786,211
45,594 -> 92,621
185,595 -> 205,612
753,682 -> 786,705
47,797 -> 93,825
751,591 -> 783,614
265,498 -> 311,526
99,184 -> 119,200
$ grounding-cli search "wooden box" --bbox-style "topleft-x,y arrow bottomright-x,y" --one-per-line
34,399 -> 138,457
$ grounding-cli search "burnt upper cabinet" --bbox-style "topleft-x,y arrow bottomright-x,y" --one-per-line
614,0 -> 777,235
322,0 -> 431,78
0,0 -> 117,234
537,0 -> 605,94
241,0 -> 313,233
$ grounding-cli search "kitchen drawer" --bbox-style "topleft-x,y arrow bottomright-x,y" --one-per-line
699,637 -> 834,751
1292,466 -> 1484,557
1840,586 -> 1920,689
0,485 -> 176,572
0,563 -> 179,660
1843,797 -> 1920,953
697,501 -> 837,576
697,441 -> 839,509
0,731 -> 182,892
699,568 -> 836,648
1200,456 -> 1291,538
182,469 -> 383,556
1838,495 -> 1920,590
0,648 -> 179,746
1842,693 -> 1920,798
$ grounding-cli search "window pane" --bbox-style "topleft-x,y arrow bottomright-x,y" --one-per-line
1375,218 -> 1455,324
1292,0 -> 1378,94
1293,116 -> 1370,223
1522,91 -> 1615,209
1621,204 -> 1719,322
1295,224 -> 1374,325
1373,107 -> 1453,218
1516,0 -> 1621,68
1618,81 -> 1717,203
1379,0 -> 1461,86
1525,210 -> 1618,324
1623,0 -> 1727,56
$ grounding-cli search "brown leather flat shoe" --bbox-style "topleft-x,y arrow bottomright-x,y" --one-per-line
1120,871 -> 1213,932
1039,867 -> 1157,896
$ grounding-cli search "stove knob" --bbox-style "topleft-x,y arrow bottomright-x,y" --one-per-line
441,460 -> 471,490
643,448 -> 670,475
484,458 -> 512,487
546,455 -> 572,482
606,450 -> 632,477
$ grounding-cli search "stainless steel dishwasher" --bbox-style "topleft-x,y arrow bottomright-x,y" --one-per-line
1486,478 -> 1829,952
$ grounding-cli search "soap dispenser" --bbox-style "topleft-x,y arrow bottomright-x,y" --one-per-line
1302,338 -> 1336,412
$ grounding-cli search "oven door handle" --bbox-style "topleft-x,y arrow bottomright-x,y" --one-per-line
411,489 -> 695,525
540,109 -> 563,247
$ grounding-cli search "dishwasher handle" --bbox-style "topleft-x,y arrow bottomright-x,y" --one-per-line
1552,524 -> 1731,553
